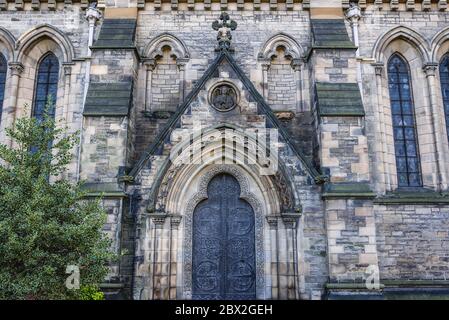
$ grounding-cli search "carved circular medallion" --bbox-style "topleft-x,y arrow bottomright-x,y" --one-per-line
210,84 -> 238,112
228,261 -> 254,291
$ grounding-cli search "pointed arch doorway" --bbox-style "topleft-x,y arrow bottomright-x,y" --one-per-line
192,173 -> 256,300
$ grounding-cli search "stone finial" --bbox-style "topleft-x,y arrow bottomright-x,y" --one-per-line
86,4 -> 102,24
345,2 -> 362,23
212,12 -> 237,52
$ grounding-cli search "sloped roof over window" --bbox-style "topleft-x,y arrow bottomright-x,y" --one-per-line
92,19 -> 136,48
316,82 -> 365,116
83,82 -> 132,116
311,19 -> 356,49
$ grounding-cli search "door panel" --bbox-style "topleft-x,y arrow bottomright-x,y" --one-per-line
192,173 -> 256,300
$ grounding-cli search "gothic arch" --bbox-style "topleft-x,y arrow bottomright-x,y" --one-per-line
431,26 -> 449,62
258,32 -> 303,60
16,24 -> 74,64
181,165 -> 265,299
372,26 -> 430,63
258,33 -> 304,111
153,124 -> 299,216
374,40 -> 436,189
0,27 -> 16,62
14,28 -> 70,122
143,33 -> 190,60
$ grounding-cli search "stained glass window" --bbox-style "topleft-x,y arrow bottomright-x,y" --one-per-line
0,54 -> 7,124
388,54 -> 422,187
440,55 -> 449,146
32,53 -> 59,122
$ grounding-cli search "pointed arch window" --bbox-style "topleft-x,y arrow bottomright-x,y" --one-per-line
387,54 -> 422,187
32,53 -> 59,122
439,55 -> 449,144
0,54 -> 7,124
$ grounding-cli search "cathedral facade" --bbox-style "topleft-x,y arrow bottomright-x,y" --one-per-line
1,0 -> 449,300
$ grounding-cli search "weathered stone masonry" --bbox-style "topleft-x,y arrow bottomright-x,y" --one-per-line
0,0 -> 449,300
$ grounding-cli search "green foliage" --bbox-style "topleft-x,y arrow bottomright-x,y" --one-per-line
0,100 -> 115,300
79,285 -> 105,300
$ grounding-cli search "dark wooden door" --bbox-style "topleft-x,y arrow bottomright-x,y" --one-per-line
192,174 -> 256,300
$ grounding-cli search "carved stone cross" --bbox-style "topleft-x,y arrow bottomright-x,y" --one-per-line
212,12 -> 237,51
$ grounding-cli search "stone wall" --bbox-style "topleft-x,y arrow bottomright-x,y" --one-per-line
267,48 -> 297,111
80,116 -> 129,183
375,203 -> 449,280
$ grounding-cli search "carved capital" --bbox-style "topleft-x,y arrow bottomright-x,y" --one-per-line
281,213 -> 301,229
266,216 -> 278,229
262,64 -> 270,72
150,212 -> 168,227
176,58 -> 189,71
291,58 -> 303,71
9,62 -> 24,76
143,58 -> 156,71
170,215 -> 182,229
372,62 -> 384,76
345,4 -> 362,24
423,62 -> 439,77
63,63 -> 73,76
85,6 -> 102,25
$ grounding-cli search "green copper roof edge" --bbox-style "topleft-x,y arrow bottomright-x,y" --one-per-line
374,197 -> 449,204
319,112 -> 365,117
312,45 -> 358,50
326,283 -> 385,290
100,282 -> 125,289
83,112 -> 129,117
323,192 -> 376,199
84,191 -> 127,198
91,45 -> 137,50
383,280 -> 449,287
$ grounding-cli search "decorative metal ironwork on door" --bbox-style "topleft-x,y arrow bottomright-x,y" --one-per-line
192,173 -> 256,300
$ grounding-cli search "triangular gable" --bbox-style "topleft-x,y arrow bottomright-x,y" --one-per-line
128,50 -> 324,182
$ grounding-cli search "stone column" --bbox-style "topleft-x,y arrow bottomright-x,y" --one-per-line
424,63 -> 448,190
83,6 -> 101,104
373,63 -> 391,191
85,7 -> 101,57
267,216 -> 279,300
177,58 -> 188,103
291,59 -> 303,112
261,60 -> 270,100
150,214 -> 167,300
62,64 -> 72,129
143,59 -> 156,113
346,5 -> 362,91
169,215 -> 181,300
282,214 -> 300,300
6,62 -> 23,147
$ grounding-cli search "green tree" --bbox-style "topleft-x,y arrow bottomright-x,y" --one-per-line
0,102 -> 114,300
